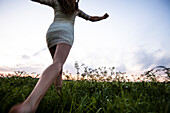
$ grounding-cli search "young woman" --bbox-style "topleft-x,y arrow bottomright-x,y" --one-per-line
9,0 -> 109,112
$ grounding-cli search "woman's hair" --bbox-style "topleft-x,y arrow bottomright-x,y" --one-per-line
58,0 -> 79,14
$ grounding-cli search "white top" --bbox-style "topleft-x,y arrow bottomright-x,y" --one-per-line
31,0 -> 91,48
53,0 -> 78,25
32,0 -> 90,25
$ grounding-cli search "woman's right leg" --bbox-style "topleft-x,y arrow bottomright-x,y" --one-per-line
49,45 -> 63,91
9,43 -> 71,113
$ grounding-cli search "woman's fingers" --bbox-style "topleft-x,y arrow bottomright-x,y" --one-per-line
103,13 -> 109,19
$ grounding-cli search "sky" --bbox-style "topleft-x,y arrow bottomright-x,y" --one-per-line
0,0 -> 170,75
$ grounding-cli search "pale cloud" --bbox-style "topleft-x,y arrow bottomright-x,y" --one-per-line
116,64 -> 126,72
22,55 -> 31,59
33,48 -> 47,57
0,66 -> 10,72
155,55 -> 170,67
125,48 -> 170,74
0,64 -> 45,74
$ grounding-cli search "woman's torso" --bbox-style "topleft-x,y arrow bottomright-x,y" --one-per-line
52,0 -> 78,25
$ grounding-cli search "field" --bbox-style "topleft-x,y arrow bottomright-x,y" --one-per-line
0,76 -> 169,113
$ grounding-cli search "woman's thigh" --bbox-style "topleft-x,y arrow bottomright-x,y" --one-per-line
52,43 -> 71,65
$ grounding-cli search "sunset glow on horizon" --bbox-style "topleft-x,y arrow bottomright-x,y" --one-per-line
1,71 -> 169,82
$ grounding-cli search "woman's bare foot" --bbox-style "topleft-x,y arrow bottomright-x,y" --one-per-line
55,86 -> 63,98
9,102 -> 35,113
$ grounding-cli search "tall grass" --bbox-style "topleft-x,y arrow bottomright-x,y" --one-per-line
0,76 -> 169,113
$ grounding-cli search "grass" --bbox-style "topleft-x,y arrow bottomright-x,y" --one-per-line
0,76 -> 169,113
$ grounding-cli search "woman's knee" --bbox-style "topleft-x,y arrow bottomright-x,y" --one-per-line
52,62 -> 63,72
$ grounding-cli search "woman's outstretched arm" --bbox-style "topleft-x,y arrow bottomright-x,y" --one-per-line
31,0 -> 56,7
78,9 -> 109,22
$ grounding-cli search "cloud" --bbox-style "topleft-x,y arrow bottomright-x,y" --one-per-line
133,49 -> 170,71
63,63 -> 76,74
0,64 -> 45,74
134,50 -> 154,70
0,66 -> 10,72
155,55 -> 170,67
116,64 -> 126,72
22,55 -> 31,59
33,48 -> 47,57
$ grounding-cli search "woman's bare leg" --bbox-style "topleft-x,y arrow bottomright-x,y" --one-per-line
9,43 -> 71,113
54,70 -> 62,89
49,45 -> 63,91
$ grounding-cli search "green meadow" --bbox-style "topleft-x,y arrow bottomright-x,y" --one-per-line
0,75 -> 169,113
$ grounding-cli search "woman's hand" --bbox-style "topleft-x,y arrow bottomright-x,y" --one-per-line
89,13 -> 109,22
102,13 -> 109,19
